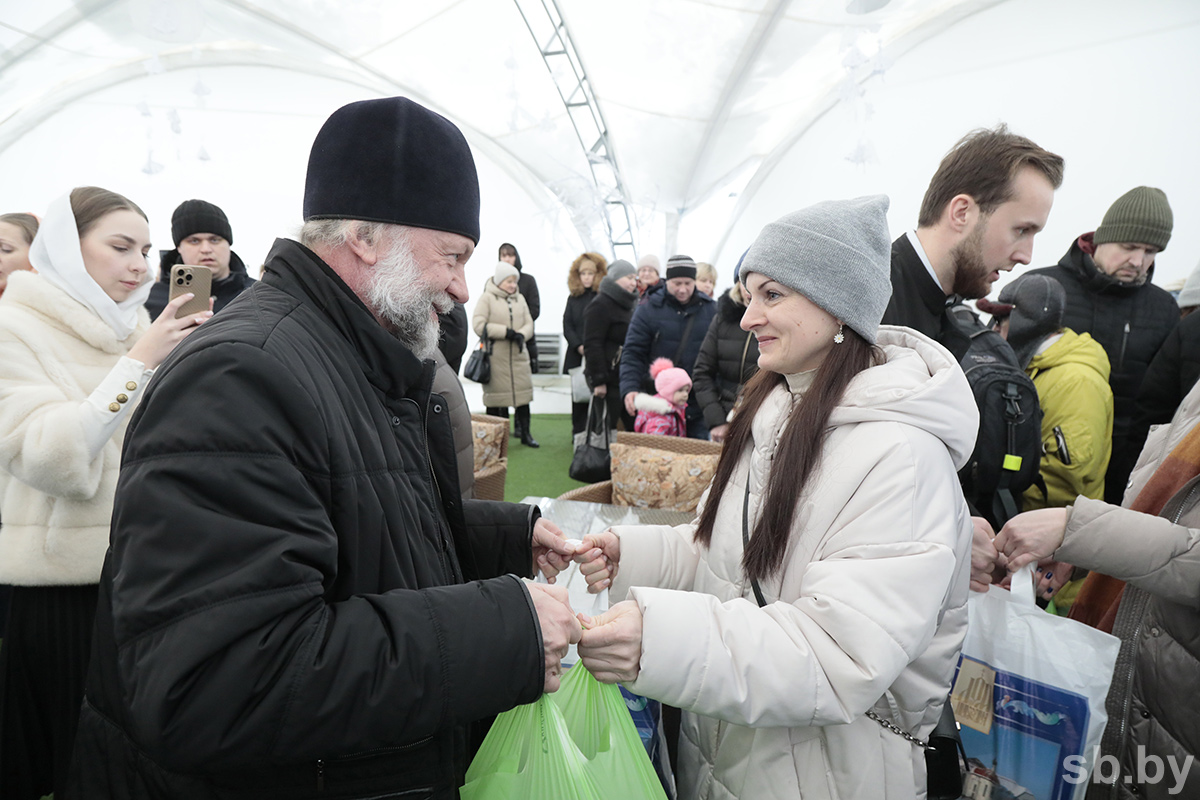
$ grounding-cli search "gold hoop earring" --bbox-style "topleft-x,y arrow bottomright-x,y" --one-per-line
833,324 -> 845,344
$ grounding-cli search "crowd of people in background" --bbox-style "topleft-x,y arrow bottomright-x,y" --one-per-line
0,97 -> 1198,800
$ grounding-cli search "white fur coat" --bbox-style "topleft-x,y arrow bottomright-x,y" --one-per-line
0,270 -> 149,585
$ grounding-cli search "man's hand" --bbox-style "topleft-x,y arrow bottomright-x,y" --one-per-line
624,392 -> 638,417
524,581 -> 582,693
994,507 -> 1069,572
970,516 -> 1005,592
577,600 -> 643,684
573,530 -> 620,593
532,517 -> 576,582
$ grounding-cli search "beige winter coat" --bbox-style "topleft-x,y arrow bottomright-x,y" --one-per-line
1055,379 -> 1200,800
611,327 -> 978,800
472,279 -> 534,408
0,270 -> 149,585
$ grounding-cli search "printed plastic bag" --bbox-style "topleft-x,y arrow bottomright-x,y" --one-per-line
462,662 -> 667,800
952,566 -> 1120,800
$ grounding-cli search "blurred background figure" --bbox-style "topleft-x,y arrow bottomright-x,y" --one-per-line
0,213 -> 38,298
499,242 -> 541,373
694,261 -> 716,298
583,259 -> 638,432
636,253 -> 661,302
474,261 -> 538,447
563,251 -> 607,435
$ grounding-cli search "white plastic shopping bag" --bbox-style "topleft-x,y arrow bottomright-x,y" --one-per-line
952,566 -> 1120,800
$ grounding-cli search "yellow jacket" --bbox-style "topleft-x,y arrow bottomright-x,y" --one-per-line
1022,329 -> 1113,511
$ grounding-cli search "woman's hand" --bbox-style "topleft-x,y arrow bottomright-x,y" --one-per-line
127,294 -> 213,370
593,384 -> 607,398
577,344 -> 584,355
573,530 -> 620,593
994,507 -> 1069,572
577,600 -> 643,683
709,423 -> 729,443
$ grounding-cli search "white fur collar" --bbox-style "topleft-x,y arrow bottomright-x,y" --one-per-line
1,270 -> 148,354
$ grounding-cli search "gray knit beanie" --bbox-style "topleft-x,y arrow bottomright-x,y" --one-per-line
1093,186 -> 1173,251
997,274 -> 1066,369
1177,259 -> 1200,310
739,195 -> 891,343
606,259 -> 636,281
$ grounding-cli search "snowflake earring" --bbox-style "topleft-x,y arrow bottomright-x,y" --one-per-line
833,323 -> 845,344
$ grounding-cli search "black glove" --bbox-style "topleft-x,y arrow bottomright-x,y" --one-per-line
505,328 -> 520,341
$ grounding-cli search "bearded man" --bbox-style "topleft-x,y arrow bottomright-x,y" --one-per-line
882,124 -> 1063,361
1027,186 -> 1178,506
68,97 -> 582,799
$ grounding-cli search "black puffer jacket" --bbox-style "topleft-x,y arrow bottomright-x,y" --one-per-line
692,288 -> 758,429
145,249 -> 256,320
70,239 -> 543,799
562,288 -> 596,372
1029,236 -> 1179,504
1128,309 -> 1200,464
583,277 -> 636,390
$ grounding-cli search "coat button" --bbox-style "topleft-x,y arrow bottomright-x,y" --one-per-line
116,393 -> 129,403
108,402 -> 121,412
1149,627 -> 1161,637
125,381 -> 138,390
391,416 -> 400,426
432,404 -> 442,414
1141,709 -> 1151,718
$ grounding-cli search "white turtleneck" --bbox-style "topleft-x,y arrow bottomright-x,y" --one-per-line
784,369 -> 817,397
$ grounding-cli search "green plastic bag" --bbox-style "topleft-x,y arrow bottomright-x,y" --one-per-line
462,663 -> 667,800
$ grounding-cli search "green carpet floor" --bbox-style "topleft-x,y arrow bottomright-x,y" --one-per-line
503,413 -> 591,503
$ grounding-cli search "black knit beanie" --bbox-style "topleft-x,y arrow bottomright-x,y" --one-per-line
171,199 -> 232,247
303,97 -> 481,244
665,255 -> 697,280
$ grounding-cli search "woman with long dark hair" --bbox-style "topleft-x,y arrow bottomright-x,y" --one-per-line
0,188 -> 210,798
571,196 -> 976,799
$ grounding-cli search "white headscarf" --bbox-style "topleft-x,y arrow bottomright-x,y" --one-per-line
28,191 -> 153,340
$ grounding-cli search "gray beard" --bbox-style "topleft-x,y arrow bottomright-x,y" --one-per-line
367,233 -> 453,360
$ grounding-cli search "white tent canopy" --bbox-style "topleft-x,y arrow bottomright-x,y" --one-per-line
2,0 -> 1198,349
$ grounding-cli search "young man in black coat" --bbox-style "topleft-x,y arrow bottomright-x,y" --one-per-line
70,97 -> 581,800
1027,186 -> 1178,505
145,199 -> 256,320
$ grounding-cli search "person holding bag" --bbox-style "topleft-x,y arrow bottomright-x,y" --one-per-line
564,252 -> 606,435
583,260 -> 638,432
567,196 -> 977,800
984,377 -> 1200,799
473,261 -> 538,446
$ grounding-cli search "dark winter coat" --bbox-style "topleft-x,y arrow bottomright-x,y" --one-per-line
438,302 -> 469,374
583,278 -> 636,390
692,288 -> 759,429
1028,236 -> 1179,504
145,249 -> 256,320
618,284 -> 716,424
881,234 -> 971,361
562,288 -> 596,372
1132,309 -> 1200,443
69,238 -> 544,800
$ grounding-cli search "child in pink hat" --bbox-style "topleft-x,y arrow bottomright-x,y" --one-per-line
634,358 -> 691,437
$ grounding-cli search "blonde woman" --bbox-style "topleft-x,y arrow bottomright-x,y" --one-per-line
0,188 -> 210,798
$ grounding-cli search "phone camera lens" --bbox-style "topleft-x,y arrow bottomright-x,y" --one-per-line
175,277 -> 185,285
185,275 -> 193,282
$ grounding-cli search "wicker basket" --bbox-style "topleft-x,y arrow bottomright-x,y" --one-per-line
557,433 -> 721,503
471,413 -> 510,500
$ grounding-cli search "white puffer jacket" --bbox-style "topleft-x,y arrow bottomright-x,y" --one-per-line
0,271 -> 151,585
611,326 -> 977,800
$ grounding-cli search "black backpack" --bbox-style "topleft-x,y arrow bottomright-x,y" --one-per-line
947,304 -> 1044,528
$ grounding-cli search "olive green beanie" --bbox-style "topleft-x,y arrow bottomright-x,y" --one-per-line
1093,186 -> 1173,251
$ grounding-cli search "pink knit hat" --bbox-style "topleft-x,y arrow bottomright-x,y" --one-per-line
650,358 -> 691,396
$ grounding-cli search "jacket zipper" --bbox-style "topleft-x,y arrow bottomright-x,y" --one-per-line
508,300 -> 517,401
1117,321 -> 1130,371
314,735 -> 436,792
1110,482 -> 1199,797
316,758 -> 324,791
404,397 -> 452,583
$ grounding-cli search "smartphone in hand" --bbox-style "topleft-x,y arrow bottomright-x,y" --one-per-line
168,265 -> 212,319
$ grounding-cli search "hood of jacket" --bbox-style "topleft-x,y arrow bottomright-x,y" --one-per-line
1027,328 -> 1112,381
717,287 -> 747,323
751,325 -> 978,471
1059,234 -> 1157,298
